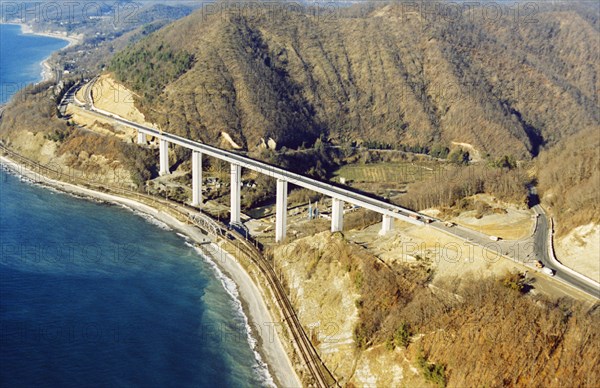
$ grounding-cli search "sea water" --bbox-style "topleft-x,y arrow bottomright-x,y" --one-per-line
0,24 -> 272,387
0,24 -> 67,103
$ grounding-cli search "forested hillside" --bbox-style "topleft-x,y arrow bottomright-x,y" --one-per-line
537,127 -> 600,235
109,1 -> 598,159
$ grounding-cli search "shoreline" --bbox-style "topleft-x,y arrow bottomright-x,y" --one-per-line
1,22 -> 82,83
0,154 -> 301,387
1,22 -> 82,48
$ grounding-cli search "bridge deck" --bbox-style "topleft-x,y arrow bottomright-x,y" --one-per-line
91,106 -> 426,226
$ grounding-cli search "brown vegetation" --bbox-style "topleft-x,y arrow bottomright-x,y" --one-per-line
398,164 -> 530,211
0,85 -> 155,189
0,83 -> 67,139
2,2 -> 597,235
537,127 -> 600,236
110,2 -> 597,161
414,277 -> 600,387
104,2 -> 599,232
279,234 -> 600,387
343,209 -> 382,231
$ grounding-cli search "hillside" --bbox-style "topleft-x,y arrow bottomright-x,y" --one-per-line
273,232 -> 600,387
0,83 -> 155,188
1,4 -> 598,386
537,126 -> 600,236
109,2 -> 598,159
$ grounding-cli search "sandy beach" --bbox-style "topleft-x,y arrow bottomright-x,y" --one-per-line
0,154 -> 301,387
3,22 -> 82,48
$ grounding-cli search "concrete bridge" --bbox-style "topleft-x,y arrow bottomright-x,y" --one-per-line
79,93 -> 429,242
57,81 -> 600,300
94,106 -> 429,241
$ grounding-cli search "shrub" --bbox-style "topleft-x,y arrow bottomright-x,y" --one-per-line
417,349 -> 447,387
393,322 -> 412,348
500,271 -> 528,293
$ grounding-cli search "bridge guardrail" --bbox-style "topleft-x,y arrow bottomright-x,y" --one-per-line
79,75 -> 424,227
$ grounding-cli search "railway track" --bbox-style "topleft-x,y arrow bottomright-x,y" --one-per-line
227,233 -> 338,387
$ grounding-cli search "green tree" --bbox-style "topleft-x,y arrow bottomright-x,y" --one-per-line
448,148 -> 469,165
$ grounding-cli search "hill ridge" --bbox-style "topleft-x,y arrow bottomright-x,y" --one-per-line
109,2 -> 598,160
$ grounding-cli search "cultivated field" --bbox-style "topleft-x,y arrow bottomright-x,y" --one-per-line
333,162 -> 436,184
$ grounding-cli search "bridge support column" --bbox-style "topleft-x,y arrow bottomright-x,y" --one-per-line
331,198 -> 344,232
191,151 -> 202,206
275,179 -> 288,242
379,215 -> 393,235
230,163 -> 241,225
137,131 -> 145,144
159,139 -> 169,175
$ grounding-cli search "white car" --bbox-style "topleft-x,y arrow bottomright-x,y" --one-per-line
541,267 -> 555,276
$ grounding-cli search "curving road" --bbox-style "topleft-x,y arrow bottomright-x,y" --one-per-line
532,205 -> 599,299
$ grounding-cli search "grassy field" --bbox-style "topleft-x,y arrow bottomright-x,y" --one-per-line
333,162 -> 436,185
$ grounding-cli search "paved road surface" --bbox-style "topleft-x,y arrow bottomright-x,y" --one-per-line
533,205 -> 599,298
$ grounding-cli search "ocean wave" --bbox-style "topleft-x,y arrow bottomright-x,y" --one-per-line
187,242 -> 276,388
1,163 -> 42,185
122,208 -> 172,231
1,163 -> 96,200
1,166 -> 57,194
176,232 -> 190,240
1,164 -> 25,180
119,203 -> 133,212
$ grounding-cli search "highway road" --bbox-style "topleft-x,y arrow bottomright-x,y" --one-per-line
74,81 -> 427,226
428,192 -> 599,299
429,209 -> 599,299
66,80 -> 599,300
532,205 -> 599,299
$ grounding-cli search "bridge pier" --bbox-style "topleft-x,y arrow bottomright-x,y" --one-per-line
379,214 -> 393,235
331,198 -> 344,232
191,150 -> 202,206
77,104 -> 431,238
137,131 -> 145,144
275,179 -> 288,242
230,163 -> 241,225
159,138 -> 170,175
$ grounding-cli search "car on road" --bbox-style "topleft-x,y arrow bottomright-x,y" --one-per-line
535,260 -> 544,269
542,267 -> 555,276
